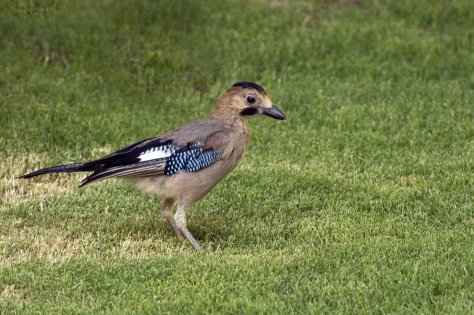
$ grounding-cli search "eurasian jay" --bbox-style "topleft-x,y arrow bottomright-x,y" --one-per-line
21,82 -> 286,251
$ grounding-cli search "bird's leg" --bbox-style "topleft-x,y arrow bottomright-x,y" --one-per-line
175,204 -> 203,251
160,198 -> 183,240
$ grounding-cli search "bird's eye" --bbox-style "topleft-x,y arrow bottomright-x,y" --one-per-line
246,96 -> 256,104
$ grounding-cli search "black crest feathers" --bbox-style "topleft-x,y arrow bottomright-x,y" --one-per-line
232,82 -> 267,95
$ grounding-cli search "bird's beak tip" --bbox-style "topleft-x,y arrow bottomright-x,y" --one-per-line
262,105 -> 286,120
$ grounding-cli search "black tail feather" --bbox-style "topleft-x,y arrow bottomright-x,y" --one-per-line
21,163 -> 85,179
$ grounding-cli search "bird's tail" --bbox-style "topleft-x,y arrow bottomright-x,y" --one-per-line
21,163 -> 86,179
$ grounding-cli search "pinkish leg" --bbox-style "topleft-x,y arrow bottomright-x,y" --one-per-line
175,204 -> 202,251
160,198 -> 183,240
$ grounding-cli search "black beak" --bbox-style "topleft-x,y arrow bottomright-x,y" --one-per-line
262,105 -> 286,120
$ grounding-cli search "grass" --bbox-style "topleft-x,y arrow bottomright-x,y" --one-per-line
1,0 -> 473,313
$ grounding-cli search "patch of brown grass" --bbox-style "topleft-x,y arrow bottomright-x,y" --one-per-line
1,226 -> 180,269
0,153 -> 81,207
0,284 -> 24,304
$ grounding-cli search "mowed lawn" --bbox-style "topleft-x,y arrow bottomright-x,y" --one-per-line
1,0 -> 473,313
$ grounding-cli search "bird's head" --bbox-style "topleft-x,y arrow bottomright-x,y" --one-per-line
214,82 -> 286,121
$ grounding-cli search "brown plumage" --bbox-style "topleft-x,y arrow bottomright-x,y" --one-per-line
21,82 -> 286,251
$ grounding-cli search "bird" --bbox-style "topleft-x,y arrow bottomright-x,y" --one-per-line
21,82 -> 286,251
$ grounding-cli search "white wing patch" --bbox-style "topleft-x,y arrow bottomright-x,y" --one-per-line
138,145 -> 176,162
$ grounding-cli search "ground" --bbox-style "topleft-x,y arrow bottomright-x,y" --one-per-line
1,0 -> 473,313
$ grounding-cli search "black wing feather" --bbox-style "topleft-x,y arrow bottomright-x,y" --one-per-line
78,138 -> 172,171
80,159 -> 168,187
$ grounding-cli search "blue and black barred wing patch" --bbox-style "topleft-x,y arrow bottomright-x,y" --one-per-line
164,141 -> 220,176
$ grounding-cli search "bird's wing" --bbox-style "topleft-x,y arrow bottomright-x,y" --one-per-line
77,136 -> 169,171
79,120 -> 230,187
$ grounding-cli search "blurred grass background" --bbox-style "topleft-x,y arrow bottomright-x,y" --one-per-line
1,0 -> 473,313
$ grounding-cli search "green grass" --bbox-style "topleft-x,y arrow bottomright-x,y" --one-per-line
1,0 -> 473,313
